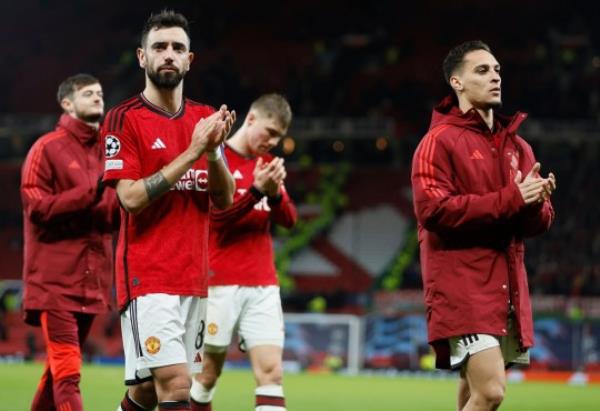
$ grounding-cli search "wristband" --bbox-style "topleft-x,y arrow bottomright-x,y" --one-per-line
207,148 -> 222,162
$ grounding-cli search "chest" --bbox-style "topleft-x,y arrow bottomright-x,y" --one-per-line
52,139 -> 102,187
449,131 -> 522,194
226,154 -> 272,213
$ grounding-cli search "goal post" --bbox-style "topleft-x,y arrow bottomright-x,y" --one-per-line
283,313 -> 364,374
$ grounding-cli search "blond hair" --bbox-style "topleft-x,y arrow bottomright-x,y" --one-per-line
250,93 -> 292,129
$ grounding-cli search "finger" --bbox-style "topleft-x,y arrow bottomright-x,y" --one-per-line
514,170 -> 522,184
527,162 -> 541,178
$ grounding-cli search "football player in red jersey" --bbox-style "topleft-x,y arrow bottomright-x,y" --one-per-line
191,94 -> 296,411
102,10 -> 235,411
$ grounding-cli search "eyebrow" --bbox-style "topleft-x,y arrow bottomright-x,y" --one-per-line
151,41 -> 187,50
474,63 -> 501,70
267,127 -> 283,137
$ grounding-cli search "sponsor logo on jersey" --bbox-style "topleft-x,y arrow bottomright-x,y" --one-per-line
171,168 -> 208,192
145,336 -> 161,354
105,135 -> 121,158
151,137 -> 167,150
207,322 -> 218,336
105,159 -> 123,171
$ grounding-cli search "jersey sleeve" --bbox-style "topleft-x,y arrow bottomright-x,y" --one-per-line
21,139 -> 97,224
411,127 -> 525,234
102,111 -> 142,184
210,188 -> 263,230
268,184 -> 297,229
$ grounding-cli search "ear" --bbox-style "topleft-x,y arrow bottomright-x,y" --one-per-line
246,111 -> 256,126
449,75 -> 463,92
137,47 -> 146,69
60,98 -> 73,113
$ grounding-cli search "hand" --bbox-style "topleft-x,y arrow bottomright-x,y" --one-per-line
252,157 -> 287,197
541,172 -> 556,201
188,105 -> 236,160
514,162 -> 553,205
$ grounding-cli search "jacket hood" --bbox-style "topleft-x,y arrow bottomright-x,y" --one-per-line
430,95 -> 528,135
57,113 -> 99,145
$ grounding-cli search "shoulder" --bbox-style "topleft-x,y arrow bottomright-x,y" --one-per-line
29,128 -> 69,155
103,95 -> 145,133
417,124 -> 465,152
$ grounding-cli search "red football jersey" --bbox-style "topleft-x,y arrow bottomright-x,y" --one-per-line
102,94 -> 216,310
209,145 -> 297,286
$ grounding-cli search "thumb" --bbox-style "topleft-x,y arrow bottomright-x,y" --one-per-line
255,157 -> 264,170
527,162 -> 541,178
514,170 -> 522,184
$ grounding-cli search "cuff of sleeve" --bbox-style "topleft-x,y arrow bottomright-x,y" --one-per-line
267,193 -> 283,205
504,181 -> 526,216
249,186 -> 264,200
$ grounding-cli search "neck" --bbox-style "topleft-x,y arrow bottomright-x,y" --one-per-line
458,96 -> 494,130
227,125 -> 252,157
142,79 -> 183,114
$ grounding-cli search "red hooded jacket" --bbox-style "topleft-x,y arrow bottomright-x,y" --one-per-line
21,114 -> 119,325
411,96 -> 554,368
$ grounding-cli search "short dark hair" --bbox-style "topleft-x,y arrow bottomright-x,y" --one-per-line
250,93 -> 293,129
56,73 -> 99,104
141,9 -> 190,48
442,40 -> 492,84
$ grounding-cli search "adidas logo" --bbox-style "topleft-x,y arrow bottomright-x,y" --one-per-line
232,169 -> 243,179
470,149 -> 484,160
151,137 -> 166,150
68,160 -> 81,169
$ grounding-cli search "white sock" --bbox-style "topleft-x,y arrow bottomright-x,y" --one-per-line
190,378 -> 216,403
255,385 -> 286,411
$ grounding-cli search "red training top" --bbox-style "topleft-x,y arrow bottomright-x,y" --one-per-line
411,95 -> 554,368
21,114 -> 119,325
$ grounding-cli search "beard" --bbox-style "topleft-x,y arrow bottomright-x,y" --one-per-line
76,109 -> 103,123
147,66 -> 185,89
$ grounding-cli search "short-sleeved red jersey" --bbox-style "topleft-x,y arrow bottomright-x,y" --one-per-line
102,93 -> 215,310
209,145 -> 297,286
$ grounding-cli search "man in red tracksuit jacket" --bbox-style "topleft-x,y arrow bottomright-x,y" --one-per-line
21,73 -> 119,411
411,41 -> 555,411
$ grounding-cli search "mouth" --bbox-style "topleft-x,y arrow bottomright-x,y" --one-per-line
159,66 -> 178,73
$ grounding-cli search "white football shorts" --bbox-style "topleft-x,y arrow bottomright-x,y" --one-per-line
449,317 -> 530,370
121,293 -> 207,385
204,285 -> 284,351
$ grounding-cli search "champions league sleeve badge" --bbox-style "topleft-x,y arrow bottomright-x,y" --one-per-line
105,135 -> 121,158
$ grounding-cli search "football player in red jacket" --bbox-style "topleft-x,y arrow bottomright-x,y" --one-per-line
412,41 -> 556,411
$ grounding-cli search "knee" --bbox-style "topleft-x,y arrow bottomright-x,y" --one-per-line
129,381 -> 157,407
197,368 -> 220,390
256,363 -> 283,386
479,382 -> 505,407
154,373 -> 191,401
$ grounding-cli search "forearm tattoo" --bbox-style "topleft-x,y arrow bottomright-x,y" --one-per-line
143,171 -> 171,201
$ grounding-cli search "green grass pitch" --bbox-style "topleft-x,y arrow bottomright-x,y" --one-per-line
0,363 -> 599,410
